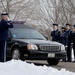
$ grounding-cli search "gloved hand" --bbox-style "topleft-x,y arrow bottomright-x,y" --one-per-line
7,17 -> 11,21
65,45 -> 68,47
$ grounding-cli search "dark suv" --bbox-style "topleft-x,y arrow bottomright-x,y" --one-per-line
7,21 -> 66,65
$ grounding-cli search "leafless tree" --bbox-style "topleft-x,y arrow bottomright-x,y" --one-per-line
0,0 -> 75,39
29,0 -> 75,39
0,0 -> 38,21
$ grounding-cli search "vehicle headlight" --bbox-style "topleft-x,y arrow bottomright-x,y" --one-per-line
27,44 -> 38,50
61,45 -> 65,51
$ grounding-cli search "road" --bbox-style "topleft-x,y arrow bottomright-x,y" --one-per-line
26,60 -> 75,72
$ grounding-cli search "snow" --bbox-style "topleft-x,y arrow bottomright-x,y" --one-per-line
0,60 -> 75,75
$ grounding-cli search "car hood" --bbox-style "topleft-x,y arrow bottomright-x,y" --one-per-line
13,39 -> 62,46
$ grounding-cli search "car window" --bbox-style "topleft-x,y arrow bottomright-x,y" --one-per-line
10,29 -> 46,40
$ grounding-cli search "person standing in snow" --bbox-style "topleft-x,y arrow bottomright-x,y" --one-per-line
71,25 -> 75,62
0,12 -> 13,62
65,24 -> 72,62
51,24 -> 60,42
60,27 -> 66,46
60,27 -> 66,61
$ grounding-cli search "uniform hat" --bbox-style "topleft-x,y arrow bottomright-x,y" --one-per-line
1,12 -> 9,15
61,27 -> 66,30
53,24 -> 58,26
66,23 -> 71,26
73,25 -> 75,28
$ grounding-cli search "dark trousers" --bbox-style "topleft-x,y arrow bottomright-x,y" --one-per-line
73,44 -> 75,59
66,45 -> 72,61
0,41 -> 7,62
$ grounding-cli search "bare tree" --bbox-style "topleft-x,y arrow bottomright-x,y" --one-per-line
0,0 -> 75,39
0,0 -> 38,21
29,0 -> 75,39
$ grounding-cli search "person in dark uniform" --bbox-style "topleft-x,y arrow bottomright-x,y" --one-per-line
65,24 -> 72,62
0,12 -> 13,62
51,24 -> 60,42
71,25 -> 75,62
60,27 -> 66,46
60,27 -> 66,62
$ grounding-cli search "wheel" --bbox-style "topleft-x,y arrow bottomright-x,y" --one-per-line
12,48 -> 21,60
47,58 -> 60,65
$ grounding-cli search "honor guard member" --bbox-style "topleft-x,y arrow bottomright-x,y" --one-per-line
65,24 -> 72,62
51,24 -> 60,42
0,12 -> 13,62
60,27 -> 66,46
71,25 -> 75,62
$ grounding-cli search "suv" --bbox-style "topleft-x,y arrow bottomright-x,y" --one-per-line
7,21 -> 66,65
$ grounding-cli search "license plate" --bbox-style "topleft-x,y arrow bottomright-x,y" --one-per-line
48,53 -> 55,57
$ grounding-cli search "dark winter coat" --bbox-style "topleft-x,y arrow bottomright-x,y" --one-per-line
60,32 -> 66,46
72,32 -> 75,44
0,19 -> 13,41
51,29 -> 60,42
65,29 -> 72,46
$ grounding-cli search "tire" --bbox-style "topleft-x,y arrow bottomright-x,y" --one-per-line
12,48 -> 24,60
47,58 -> 60,65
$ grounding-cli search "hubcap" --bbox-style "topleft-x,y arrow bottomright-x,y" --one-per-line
12,49 -> 20,60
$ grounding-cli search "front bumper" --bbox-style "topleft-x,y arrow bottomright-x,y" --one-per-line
23,50 -> 66,60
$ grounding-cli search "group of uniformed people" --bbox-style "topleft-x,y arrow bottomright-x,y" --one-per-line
51,23 -> 75,62
0,11 -> 75,63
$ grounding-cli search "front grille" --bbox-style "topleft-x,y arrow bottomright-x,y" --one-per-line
39,45 -> 61,52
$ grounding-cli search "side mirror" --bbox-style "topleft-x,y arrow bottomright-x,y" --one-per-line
8,37 -> 11,41
8,32 -> 12,41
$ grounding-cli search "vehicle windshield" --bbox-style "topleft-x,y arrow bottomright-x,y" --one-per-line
10,29 -> 46,40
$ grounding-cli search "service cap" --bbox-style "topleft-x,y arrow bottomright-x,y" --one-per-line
53,24 -> 58,26
1,12 -> 9,15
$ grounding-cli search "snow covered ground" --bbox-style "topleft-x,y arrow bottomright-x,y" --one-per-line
0,60 -> 75,75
